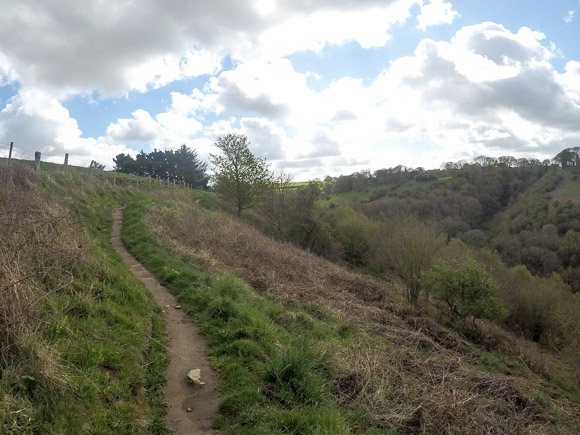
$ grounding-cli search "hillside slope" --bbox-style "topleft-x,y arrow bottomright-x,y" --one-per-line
2,159 -> 579,433
124,198 -> 580,434
0,163 -> 170,433
490,169 -> 580,291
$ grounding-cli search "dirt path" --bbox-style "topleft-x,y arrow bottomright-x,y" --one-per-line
111,209 -> 220,434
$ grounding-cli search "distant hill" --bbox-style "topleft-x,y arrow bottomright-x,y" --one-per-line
319,152 -> 580,293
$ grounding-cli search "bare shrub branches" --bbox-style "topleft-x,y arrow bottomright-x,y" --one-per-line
0,165 -> 86,367
371,215 -> 445,304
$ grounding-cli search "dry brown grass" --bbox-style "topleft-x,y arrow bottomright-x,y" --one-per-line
145,202 -> 580,433
0,163 -> 88,376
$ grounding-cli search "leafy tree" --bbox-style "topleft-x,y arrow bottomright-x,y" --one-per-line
421,259 -> 506,323
326,206 -> 373,266
113,153 -> 137,173
173,144 -> 209,189
147,149 -> 168,179
113,145 -> 208,188
285,181 -> 336,256
135,151 -> 149,176
554,147 -> 580,168
210,133 -> 272,216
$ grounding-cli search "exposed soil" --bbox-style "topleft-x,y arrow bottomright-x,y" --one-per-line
111,209 -> 220,434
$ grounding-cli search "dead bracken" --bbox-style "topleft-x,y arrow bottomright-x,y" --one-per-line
144,201 -> 580,434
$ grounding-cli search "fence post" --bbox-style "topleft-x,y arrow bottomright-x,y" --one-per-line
64,153 -> 69,172
8,142 -> 13,160
113,169 -> 116,186
34,151 -> 41,171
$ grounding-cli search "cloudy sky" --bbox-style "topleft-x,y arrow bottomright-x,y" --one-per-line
1,0 -> 579,179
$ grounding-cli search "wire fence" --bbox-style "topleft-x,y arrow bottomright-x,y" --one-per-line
0,141 -> 197,190
0,142 -> 95,168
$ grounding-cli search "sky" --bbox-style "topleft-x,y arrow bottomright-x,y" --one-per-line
1,1 -> 580,180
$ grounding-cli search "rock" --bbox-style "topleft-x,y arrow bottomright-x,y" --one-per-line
165,305 -> 170,308
175,305 -> 182,309
187,368 -> 205,386
187,407 -> 193,412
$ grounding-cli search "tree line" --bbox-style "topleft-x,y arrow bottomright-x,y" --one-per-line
323,147 -> 580,195
113,145 -> 209,189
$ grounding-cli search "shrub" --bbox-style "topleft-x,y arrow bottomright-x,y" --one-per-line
498,265 -> 574,346
421,259 -> 506,323
326,206 -> 374,266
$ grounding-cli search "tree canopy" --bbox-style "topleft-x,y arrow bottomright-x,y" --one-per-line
210,133 -> 272,216
113,145 -> 209,189
421,259 -> 506,323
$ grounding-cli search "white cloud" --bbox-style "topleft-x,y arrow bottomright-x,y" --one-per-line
107,110 -> 161,144
298,131 -> 342,158
239,117 -> 287,160
125,49 -> 222,93
1,1 -> 578,179
366,22 -> 580,164
564,9 -> 577,24
417,0 -> 458,31
104,91 -> 209,150
253,1 -> 416,59
0,88 -> 134,168
0,0 -> 426,97
208,59 -> 312,121
558,60 -> 580,105
148,21 -> 579,177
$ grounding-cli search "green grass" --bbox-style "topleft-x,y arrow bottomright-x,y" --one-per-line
121,201 -> 376,434
0,165 -> 171,433
4,160 -> 579,433
549,169 -> 580,204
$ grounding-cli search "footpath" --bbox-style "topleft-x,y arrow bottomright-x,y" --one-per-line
111,209 -> 220,434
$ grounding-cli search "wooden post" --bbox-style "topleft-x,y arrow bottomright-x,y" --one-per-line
64,153 -> 69,172
113,170 -> 116,186
149,176 -> 152,188
34,151 -> 41,171
8,142 -> 13,160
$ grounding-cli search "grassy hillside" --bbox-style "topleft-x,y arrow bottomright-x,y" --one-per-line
122,197 -> 579,433
0,162 -> 171,433
2,158 -> 579,433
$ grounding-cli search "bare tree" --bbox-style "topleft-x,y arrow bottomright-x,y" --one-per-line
372,214 -> 445,304
261,168 -> 294,236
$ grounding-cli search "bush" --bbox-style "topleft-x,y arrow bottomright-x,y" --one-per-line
421,259 -> 506,323
498,265 -> 575,346
325,206 -> 374,266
